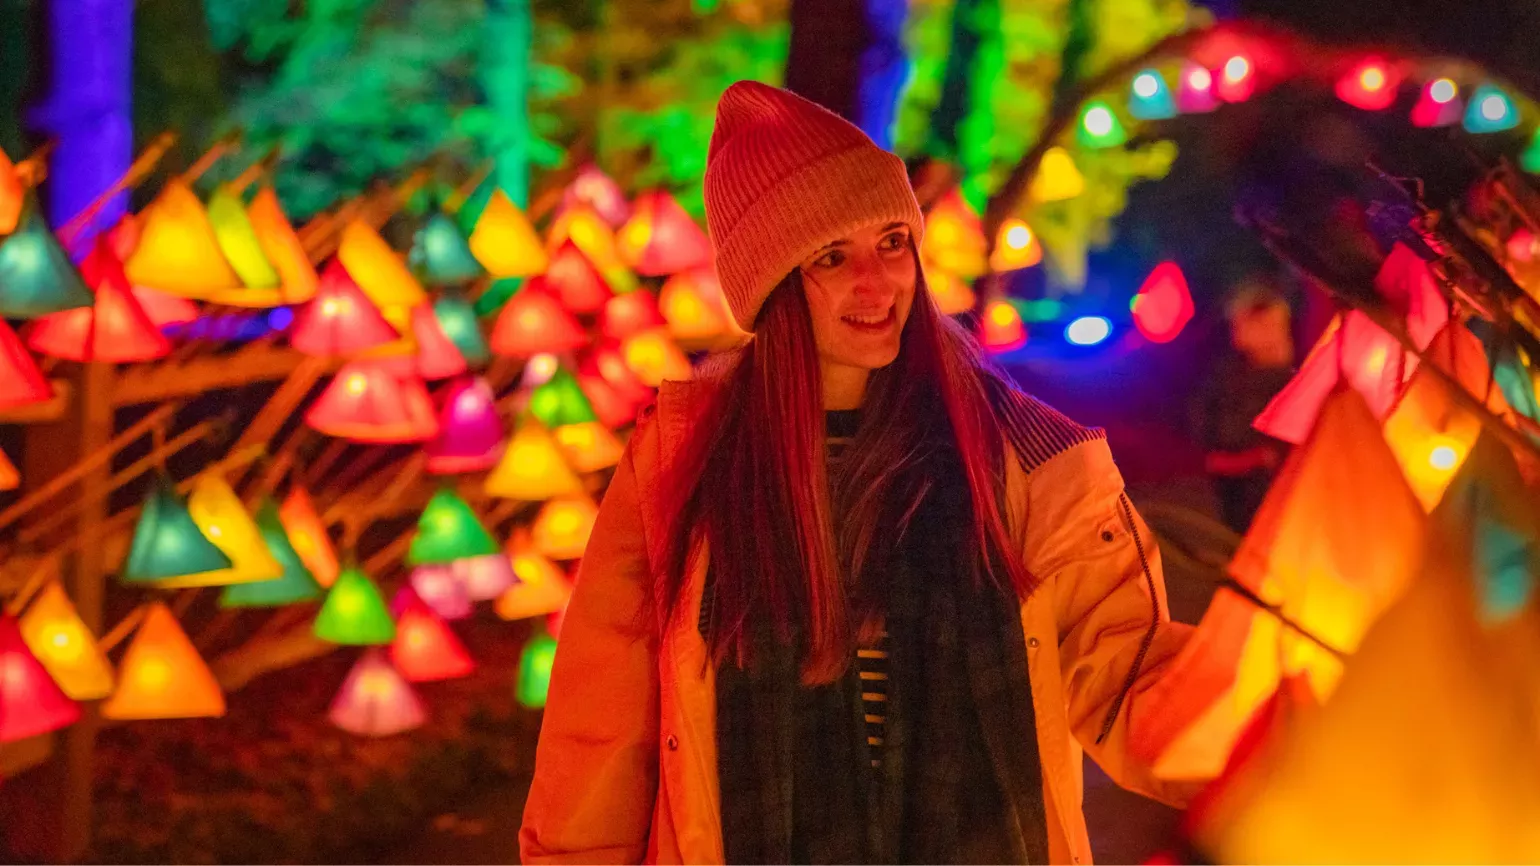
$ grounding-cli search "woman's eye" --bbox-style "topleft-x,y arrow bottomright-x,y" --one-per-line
814,250 -> 846,268
880,232 -> 909,252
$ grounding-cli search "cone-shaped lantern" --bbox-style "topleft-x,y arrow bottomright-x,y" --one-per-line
314,566 -> 397,645
1464,83 -> 1520,134
19,582 -> 113,701
279,484 -> 340,588
0,446 -> 17,491
425,377 -> 505,475
132,286 -> 200,327
1132,262 -> 1195,344
660,270 -> 733,342
516,630 -> 559,709
102,603 -> 226,720
576,360 -> 642,430
455,553 -> 517,602
989,218 -> 1043,272
542,241 -> 614,314
28,242 -> 171,363
489,287 -> 587,358
409,564 -> 473,620
469,190 -> 548,278
1177,63 -> 1220,113
289,260 -> 399,356
305,361 -> 439,443
124,179 -> 242,298
484,417 -> 584,500
433,293 -> 490,368
123,475 -> 234,584
156,475 -> 284,589
618,190 -> 712,276
411,212 -> 484,285
1028,148 -> 1085,203
408,488 -> 500,565
530,368 -> 600,429
497,535 -> 573,621
219,500 -> 324,607
337,220 -> 427,308
924,265 -> 977,316
0,148 -> 21,234
599,287 -> 667,342
207,186 -> 281,290
1411,78 -> 1463,128
246,185 -> 319,304
591,339 -> 656,407
563,165 -> 631,227
533,495 -> 599,560
0,203 -> 95,317
328,649 -> 425,736
622,328 -> 692,387
1076,101 -> 1128,149
554,421 -> 625,473
981,301 -> 1026,353
376,304 -> 468,381
0,613 -> 80,741
921,190 -> 986,279
391,598 -> 474,682
549,203 -> 635,292
1129,69 -> 1178,120
0,319 -> 50,410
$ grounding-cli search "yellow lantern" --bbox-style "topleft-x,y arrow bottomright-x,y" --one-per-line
921,190 -> 987,278
989,218 -> 1044,272
157,475 -> 284,589
532,495 -> 599,561
208,185 -> 319,307
19,582 -> 113,701
553,420 -> 625,473
622,328 -> 693,387
469,190 -> 549,278
659,270 -> 732,343
0,446 -> 17,491
102,603 -> 226,720
496,533 -> 573,621
123,179 -> 243,298
924,265 -> 977,316
337,220 -> 428,308
1029,147 -> 1085,203
484,417 -> 584,501
207,186 -> 281,290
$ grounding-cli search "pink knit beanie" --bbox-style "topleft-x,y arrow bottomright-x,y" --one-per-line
704,81 -> 925,332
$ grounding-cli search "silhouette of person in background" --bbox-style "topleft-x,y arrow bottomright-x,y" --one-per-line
1191,278 -> 1296,534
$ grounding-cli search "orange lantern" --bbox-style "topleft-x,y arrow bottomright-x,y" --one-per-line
304,360 -> 439,443
599,287 -> 667,342
621,328 -> 693,387
496,533 -> 573,621
123,178 -> 242,298
102,603 -> 226,720
336,220 -> 427,308
0,613 -> 80,742
19,582 -> 113,701
0,318 -> 51,410
246,184 -> 319,304
659,270 -> 733,343
980,300 -> 1026,352
390,598 -> 474,682
618,190 -> 712,276
553,420 -> 625,473
279,484 -> 340,588
28,243 -> 171,362
590,339 -> 656,407
488,287 -> 587,358
0,446 -> 17,491
0,147 -> 21,235
484,417 -> 584,501
541,241 -> 614,314
920,190 -> 986,279
469,189 -> 549,278
989,218 -> 1043,272
576,359 -> 641,429
923,265 -> 977,316
532,494 -> 599,560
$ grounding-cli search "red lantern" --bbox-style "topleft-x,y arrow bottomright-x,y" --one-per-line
305,360 -> 439,443
980,301 -> 1026,353
0,613 -> 80,743
489,287 -> 588,358
1132,262 -> 1194,344
376,304 -> 469,381
131,287 -> 200,327
599,289 -> 667,341
390,597 -> 474,682
618,190 -> 713,277
1335,58 -> 1401,111
0,318 -> 50,410
27,243 -> 170,362
289,261 -> 400,356
590,339 -> 655,407
1215,54 -> 1256,103
542,241 -> 614,315
577,359 -> 640,429
1411,78 -> 1463,128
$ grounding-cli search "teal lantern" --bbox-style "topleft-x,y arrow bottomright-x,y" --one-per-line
0,202 -> 94,318
219,500 -> 323,608
434,292 -> 491,367
411,213 -> 485,285
406,488 -> 500,565
1129,69 -> 1177,121
1463,85 -> 1520,133
123,475 -> 234,584
516,629 -> 559,709
529,368 -> 599,429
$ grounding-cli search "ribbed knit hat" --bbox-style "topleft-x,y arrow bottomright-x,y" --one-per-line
704,81 -> 924,332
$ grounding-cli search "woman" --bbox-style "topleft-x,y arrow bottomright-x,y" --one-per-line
521,81 -> 1195,864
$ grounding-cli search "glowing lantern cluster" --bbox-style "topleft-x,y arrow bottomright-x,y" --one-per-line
1129,69 -> 1177,121
921,190 -> 987,279
329,650 -> 425,737
148,475 -> 284,590
125,179 -> 242,298
425,377 -> 505,474
1132,262 -> 1195,344
102,603 -> 225,720
469,190 -> 549,278
19,583 -> 113,701
0,613 -> 81,741
314,566 -> 396,645
621,328 -> 693,387
28,241 -> 170,363
497,536 -> 573,621
391,597 -> 474,682
305,361 -> 438,443
619,190 -> 712,276
407,488 -> 500,566
0,205 -> 95,317
410,565 -> 474,620
1411,78 -> 1463,128
541,242 -> 614,314
981,300 -> 1026,353
1335,58 -> 1401,111
600,287 -> 668,342
123,475 -> 234,584
659,270 -> 733,343
989,218 -> 1043,272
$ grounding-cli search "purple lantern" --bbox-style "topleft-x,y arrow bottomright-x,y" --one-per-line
425,377 -> 506,475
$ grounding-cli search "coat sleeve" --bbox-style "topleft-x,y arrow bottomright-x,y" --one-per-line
1023,438 -> 1200,808
520,423 -> 660,864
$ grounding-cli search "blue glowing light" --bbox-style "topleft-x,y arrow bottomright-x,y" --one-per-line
1065,316 -> 1112,346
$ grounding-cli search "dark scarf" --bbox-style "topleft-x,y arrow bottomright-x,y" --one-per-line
712,427 -> 1048,864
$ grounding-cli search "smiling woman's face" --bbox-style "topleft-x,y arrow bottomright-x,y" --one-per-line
797,221 -> 917,381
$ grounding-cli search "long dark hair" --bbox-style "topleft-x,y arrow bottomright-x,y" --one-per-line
656,257 -> 1036,684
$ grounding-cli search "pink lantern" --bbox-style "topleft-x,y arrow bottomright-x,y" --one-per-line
454,553 -> 517,602
424,377 -> 506,474
409,563 -> 473,620
561,165 -> 631,227
619,190 -> 713,276
328,649 -> 426,737
0,613 -> 81,743
304,361 -> 440,443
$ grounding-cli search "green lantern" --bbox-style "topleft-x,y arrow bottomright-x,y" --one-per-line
407,488 -> 500,565
219,500 -> 323,608
516,630 -> 558,709
313,566 -> 396,645
474,276 -> 523,318
123,475 -> 233,584
1521,129 -> 1540,175
411,213 -> 485,285
434,292 -> 491,367
529,369 -> 598,429
0,202 -> 94,318
1077,100 -> 1128,149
